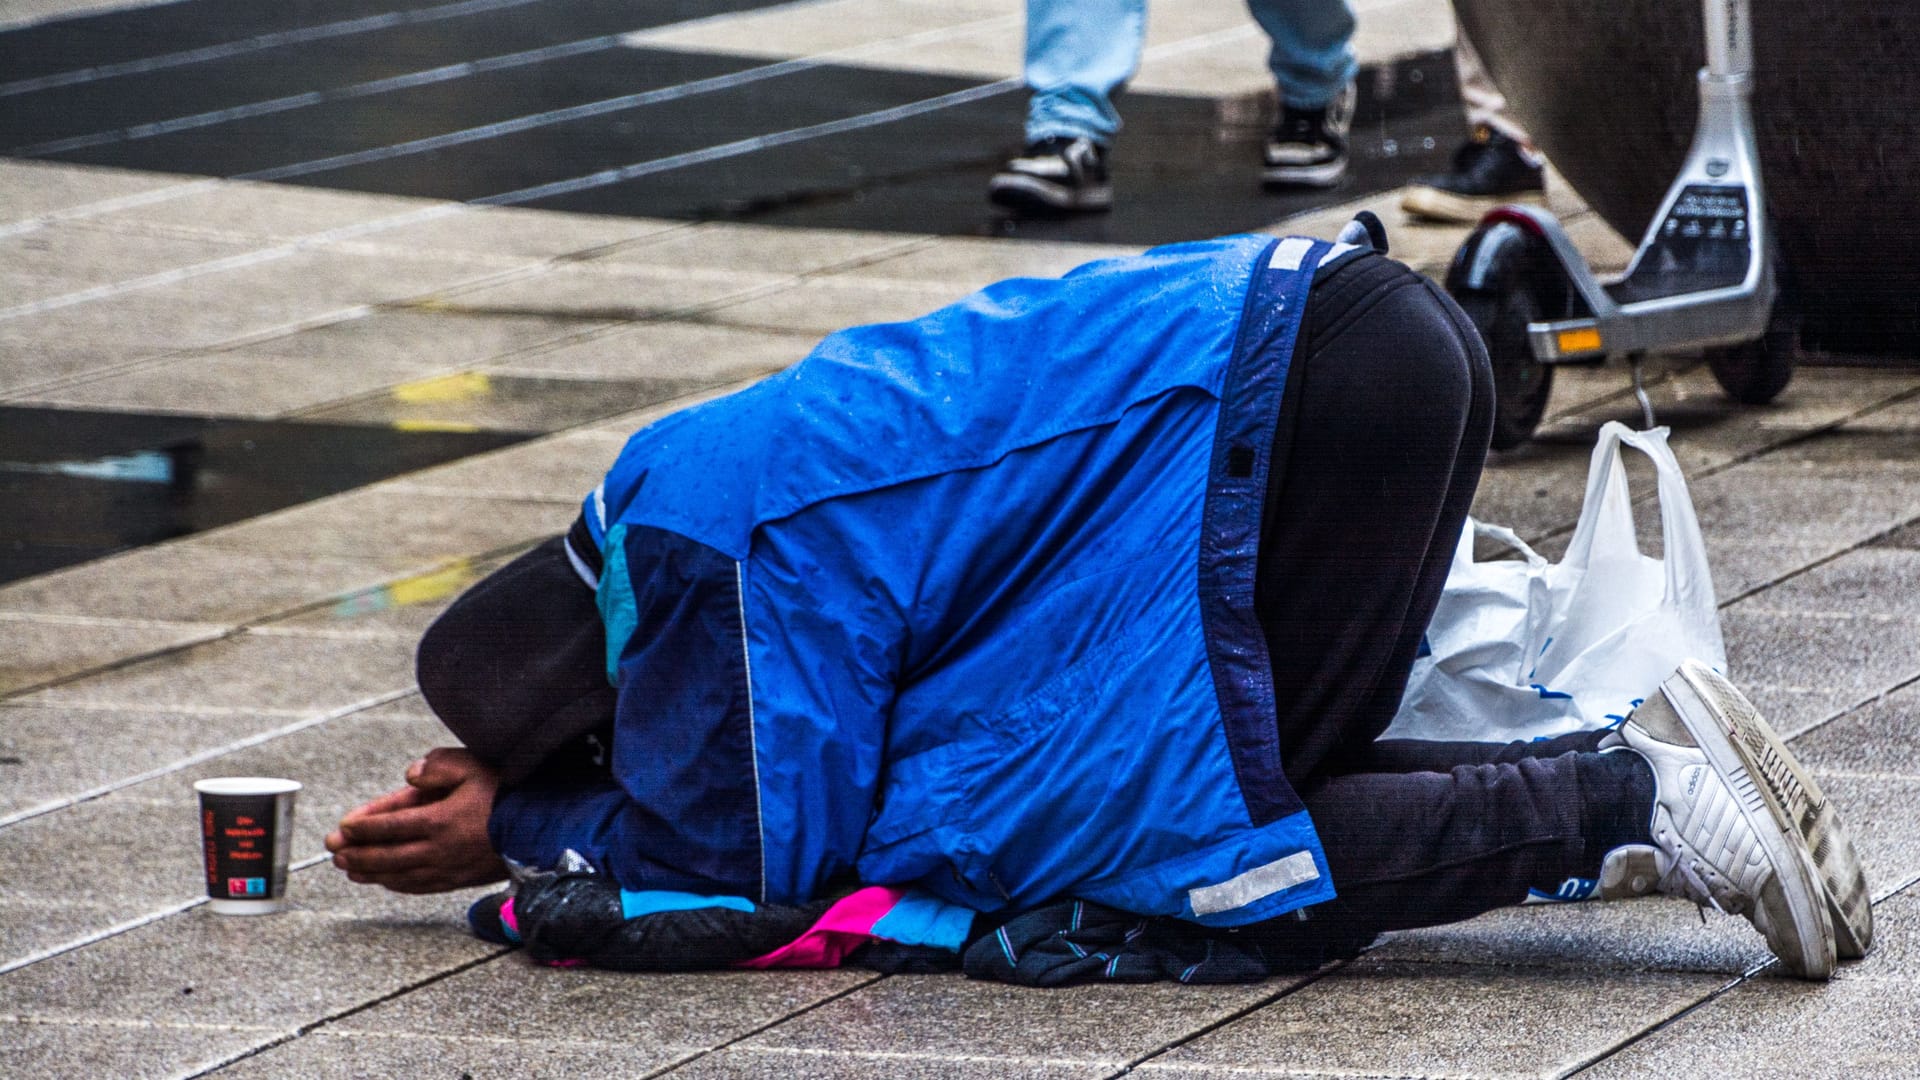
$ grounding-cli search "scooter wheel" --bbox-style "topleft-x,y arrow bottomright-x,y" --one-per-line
1704,297 -> 1799,405
1455,287 -> 1554,451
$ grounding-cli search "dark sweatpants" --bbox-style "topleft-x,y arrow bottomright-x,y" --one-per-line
416,253 -> 1651,948
1251,254 -> 1651,952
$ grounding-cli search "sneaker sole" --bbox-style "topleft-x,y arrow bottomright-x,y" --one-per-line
1261,160 -> 1346,189
1661,663 -> 1837,978
1399,185 -> 1546,225
987,174 -> 1112,214
1675,660 -> 1873,960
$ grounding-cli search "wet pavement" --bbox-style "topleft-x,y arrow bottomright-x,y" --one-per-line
2,0 -> 1918,1077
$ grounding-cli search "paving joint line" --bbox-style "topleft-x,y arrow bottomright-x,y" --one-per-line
1106,959 -> 1354,1077
0,853 -> 331,978
1563,727 -> 1920,1076
1719,504 -> 1920,609
2,0 -> 548,97
0,5 -> 1001,234
0,532 -> 548,707
173,945 -> 514,1079
641,971 -> 890,1078
0,21 -> 1254,324
4,205 -> 929,404
0,688 -> 418,829
0,622 -> 233,701
1520,380 -> 1920,566
1780,668 -> 1920,749
0,222 -> 706,400
227,14 -> 1025,186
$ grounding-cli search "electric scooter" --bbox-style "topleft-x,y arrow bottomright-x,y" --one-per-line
1444,0 -> 1794,449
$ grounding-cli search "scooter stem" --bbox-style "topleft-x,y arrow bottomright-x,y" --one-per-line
1703,0 -> 1753,81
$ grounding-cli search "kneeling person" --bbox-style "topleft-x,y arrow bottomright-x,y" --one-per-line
328,233 -> 1868,980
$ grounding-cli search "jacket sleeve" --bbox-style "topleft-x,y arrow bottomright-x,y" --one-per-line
486,520 -> 773,897
488,518 -> 896,904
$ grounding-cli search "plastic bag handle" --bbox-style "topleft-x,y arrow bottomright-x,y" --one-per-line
1560,421 -> 1717,608
1470,518 -> 1548,568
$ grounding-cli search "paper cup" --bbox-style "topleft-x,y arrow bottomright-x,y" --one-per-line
195,777 -> 300,914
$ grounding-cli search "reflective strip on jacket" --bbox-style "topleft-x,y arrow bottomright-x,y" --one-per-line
492,233 -> 1358,926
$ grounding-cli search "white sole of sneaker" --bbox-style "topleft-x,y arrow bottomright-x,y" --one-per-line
1676,660 -> 1874,960
1661,663 -> 1838,979
1399,184 -> 1545,225
1261,160 -> 1346,189
987,174 -> 1112,213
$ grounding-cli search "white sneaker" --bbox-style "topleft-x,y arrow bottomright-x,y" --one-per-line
1600,661 -> 1836,979
1666,661 -> 1873,959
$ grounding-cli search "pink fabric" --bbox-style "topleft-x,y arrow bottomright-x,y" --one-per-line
736,887 -> 910,969
502,895 -> 585,967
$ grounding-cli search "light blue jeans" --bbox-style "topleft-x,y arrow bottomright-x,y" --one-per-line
1023,0 -> 1357,145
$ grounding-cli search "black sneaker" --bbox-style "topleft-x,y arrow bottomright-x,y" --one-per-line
1401,124 -> 1546,223
988,136 -> 1113,214
1262,81 -> 1354,189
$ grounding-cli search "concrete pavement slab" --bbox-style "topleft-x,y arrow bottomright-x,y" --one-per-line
1791,682 -> 1920,778
0,700 -> 455,957
0,613 -> 227,696
0,223 -> 255,307
0,703 -> 275,819
0,161 -> 193,225
1580,367 -> 1920,476
1581,909 -> 1920,1079
18,346 -> 479,418
0,543 -> 420,624
0,892 -> 502,1040
733,973 -> 1285,1066
300,371 -> 718,433
0,341 -> 166,398
1374,896 -> 1779,977
487,320 -> 813,382
665,1048 -> 1112,1079
325,961 -> 876,1048
1137,959 -> 1727,1079
187,487 -> 572,564
1732,545 -> 1920,625
1,793 -> 219,914
80,180 -> 448,244
345,206 -> 685,262
840,235 -> 1136,287
216,306 -> 615,373
208,1030 -> 679,1079
263,556 -> 510,640
579,378 -> 765,440
0,1018 -> 285,1080
623,0 -> 1020,71
121,244 -> 520,329
0,253 -> 515,372
0,898 -> 146,964
1720,608 -> 1920,735
704,277 -> 976,337
432,261 -> 789,323
585,221 -> 927,277
15,626 -> 414,713
378,430 -> 625,502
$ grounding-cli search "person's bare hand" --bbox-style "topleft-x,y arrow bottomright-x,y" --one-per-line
325,747 -> 508,894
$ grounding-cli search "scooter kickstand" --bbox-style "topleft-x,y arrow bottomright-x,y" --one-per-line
1629,353 -> 1658,430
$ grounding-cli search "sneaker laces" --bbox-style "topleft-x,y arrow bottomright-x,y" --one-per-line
1656,847 -> 1742,923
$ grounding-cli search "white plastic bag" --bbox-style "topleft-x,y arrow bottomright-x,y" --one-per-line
1383,421 -> 1727,742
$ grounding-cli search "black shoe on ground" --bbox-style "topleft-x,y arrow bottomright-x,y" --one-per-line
1263,81 -> 1354,189
1401,124 -> 1546,223
988,136 -> 1113,214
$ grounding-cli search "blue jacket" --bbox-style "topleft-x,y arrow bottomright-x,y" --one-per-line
492,234 -> 1356,926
